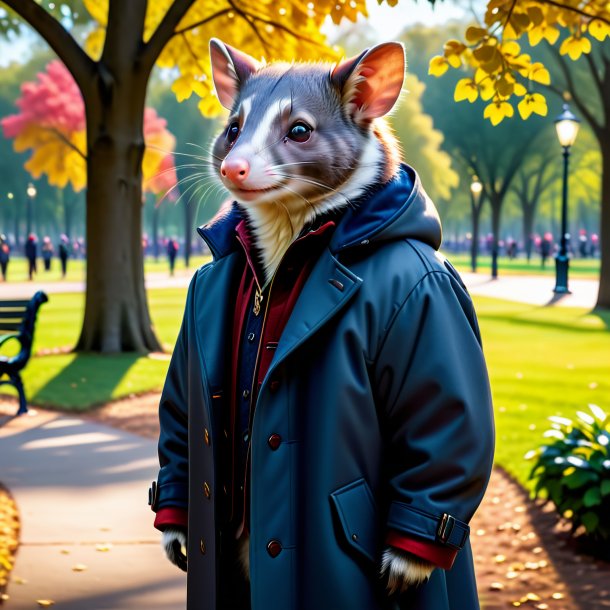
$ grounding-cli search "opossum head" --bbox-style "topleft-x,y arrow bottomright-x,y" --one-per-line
210,39 -> 405,221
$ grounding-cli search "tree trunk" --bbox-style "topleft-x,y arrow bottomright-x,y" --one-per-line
471,204 -> 481,273
76,76 -> 162,353
596,139 -> 610,309
490,195 -> 502,279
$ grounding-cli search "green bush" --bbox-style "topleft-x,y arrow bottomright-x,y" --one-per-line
526,404 -> 610,541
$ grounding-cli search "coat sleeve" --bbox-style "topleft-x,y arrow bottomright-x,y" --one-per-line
151,272 -> 201,522
374,268 -> 494,561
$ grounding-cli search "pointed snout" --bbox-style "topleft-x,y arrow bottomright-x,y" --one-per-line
220,157 -> 250,184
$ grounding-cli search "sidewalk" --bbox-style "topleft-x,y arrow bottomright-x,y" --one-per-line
2,268 -> 600,310
0,408 -> 185,609
461,272 -> 598,309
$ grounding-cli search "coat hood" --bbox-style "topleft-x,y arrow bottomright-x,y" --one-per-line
330,163 -> 442,253
197,164 -> 442,259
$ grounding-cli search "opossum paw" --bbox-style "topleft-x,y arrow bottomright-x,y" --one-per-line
380,547 -> 435,595
162,526 -> 187,572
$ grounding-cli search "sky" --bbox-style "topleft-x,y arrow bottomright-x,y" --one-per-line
0,0 -> 473,67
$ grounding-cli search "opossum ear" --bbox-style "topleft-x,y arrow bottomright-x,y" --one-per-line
331,42 -> 405,123
209,39 -> 261,109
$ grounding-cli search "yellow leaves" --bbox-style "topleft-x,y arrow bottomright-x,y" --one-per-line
198,93 -> 224,118
484,99 -> 514,126
429,55 -> 449,77
517,93 -> 548,119
528,63 -> 550,85
466,26 -> 488,43
560,35 -> 592,60
454,78 -> 479,103
528,22 -> 560,46
84,27 -> 105,60
589,19 -> 610,41
444,39 -> 466,67
82,0 -> 107,26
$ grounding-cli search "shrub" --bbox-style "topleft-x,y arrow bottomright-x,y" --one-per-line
525,403 -> 610,541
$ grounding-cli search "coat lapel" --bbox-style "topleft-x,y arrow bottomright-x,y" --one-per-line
263,248 -> 362,385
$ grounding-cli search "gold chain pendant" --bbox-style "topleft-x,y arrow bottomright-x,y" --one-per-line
253,288 -> 264,316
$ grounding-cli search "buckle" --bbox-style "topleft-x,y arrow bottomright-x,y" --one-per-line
436,512 -> 456,544
148,481 -> 157,510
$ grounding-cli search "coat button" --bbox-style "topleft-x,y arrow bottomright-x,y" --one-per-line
268,433 -> 281,450
200,538 -> 206,554
269,380 -> 280,393
204,428 -> 210,445
203,482 -> 211,499
267,539 -> 282,558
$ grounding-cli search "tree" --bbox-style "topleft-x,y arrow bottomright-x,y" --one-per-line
510,147 -> 557,261
0,0 -> 368,352
389,74 -> 459,204
428,0 -> 610,307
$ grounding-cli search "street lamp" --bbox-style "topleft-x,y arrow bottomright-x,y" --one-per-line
470,176 -> 483,273
26,183 -> 37,237
553,103 -> 580,294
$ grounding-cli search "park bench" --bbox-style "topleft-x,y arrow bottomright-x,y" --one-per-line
0,291 -> 48,415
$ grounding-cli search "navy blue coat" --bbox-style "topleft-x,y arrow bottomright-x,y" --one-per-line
154,165 -> 495,609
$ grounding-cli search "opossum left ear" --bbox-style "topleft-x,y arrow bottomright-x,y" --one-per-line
209,39 -> 261,109
331,42 -> 405,123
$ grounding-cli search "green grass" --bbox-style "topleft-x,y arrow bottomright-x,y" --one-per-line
473,295 -> 610,489
1,288 -> 188,410
1,254 -> 210,283
2,285 -> 609,493
447,253 -> 600,279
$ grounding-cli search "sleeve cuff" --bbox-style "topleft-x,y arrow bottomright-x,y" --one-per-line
154,507 -> 188,532
386,529 -> 458,570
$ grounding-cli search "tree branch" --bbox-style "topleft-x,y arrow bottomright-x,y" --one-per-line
0,0 -> 95,93
173,9 -> 232,36
44,127 -> 88,161
547,44 -> 602,135
140,0 -> 197,73
532,0 -> 610,25
585,50 -> 604,95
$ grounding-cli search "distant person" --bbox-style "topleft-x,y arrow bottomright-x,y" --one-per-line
541,232 -> 553,268
0,234 -> 9,281
58,234 -> 70,278
506,238 -> 517,260
578,229 -> 589,258
591,233 -> 599,257
167,237 -> 178,276
25,233 -> 38,280
42,236 -> 54,271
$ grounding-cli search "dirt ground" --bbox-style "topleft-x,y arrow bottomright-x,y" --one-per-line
2,394 -> 610,609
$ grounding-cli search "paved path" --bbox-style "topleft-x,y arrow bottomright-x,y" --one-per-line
461,272 -> 599,309
0,409 -> 185,609
2,268 -> 600,310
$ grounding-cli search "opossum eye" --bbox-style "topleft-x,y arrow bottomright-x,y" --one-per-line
226,121 -> 240,145
287,121 -> 312,143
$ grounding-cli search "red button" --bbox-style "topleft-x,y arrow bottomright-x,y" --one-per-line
267,540 -> 282,558
268,434 -> 282,450
270,380 -> 280,392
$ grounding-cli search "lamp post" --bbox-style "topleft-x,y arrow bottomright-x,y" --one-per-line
553,103 -> 580,294
470,176 -> 483,273
26,183 -> 37,238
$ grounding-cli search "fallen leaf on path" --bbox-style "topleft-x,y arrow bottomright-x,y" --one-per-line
71,563 -> 87,572
36,599 -> 55,607
95,543 -> 113,552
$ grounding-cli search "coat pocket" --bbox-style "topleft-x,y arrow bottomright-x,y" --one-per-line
330,478 -> 379,564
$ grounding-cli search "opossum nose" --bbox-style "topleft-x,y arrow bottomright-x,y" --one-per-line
220,158 -> 250,183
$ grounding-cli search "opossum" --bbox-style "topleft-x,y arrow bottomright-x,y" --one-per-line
162,38 -> 435,594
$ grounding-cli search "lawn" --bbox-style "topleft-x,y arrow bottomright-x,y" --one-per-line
447,252 -> 600,279
1,254 -> 210,283
1,287 -> 609,491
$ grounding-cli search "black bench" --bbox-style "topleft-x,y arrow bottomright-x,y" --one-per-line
0,291 -> 48,415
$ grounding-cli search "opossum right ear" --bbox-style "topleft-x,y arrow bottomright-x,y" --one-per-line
331,42 -> 405,123
209,39 -> 261,109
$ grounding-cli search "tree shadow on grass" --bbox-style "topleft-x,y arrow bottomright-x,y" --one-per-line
32,353 -> 140,410
591,307 -> 610,331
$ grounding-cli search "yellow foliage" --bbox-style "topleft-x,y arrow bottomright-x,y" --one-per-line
484,99 -> 514,125
429,55 -> 449,76
517,93 -> 548,119
589,19 -> 610,41
454,78 -> 479,103
560,35 -> 592,60
82,0 -> 364,118
430,0 -> 609,125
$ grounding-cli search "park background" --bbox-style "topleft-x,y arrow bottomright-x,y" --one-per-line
0,0 -> 609,608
